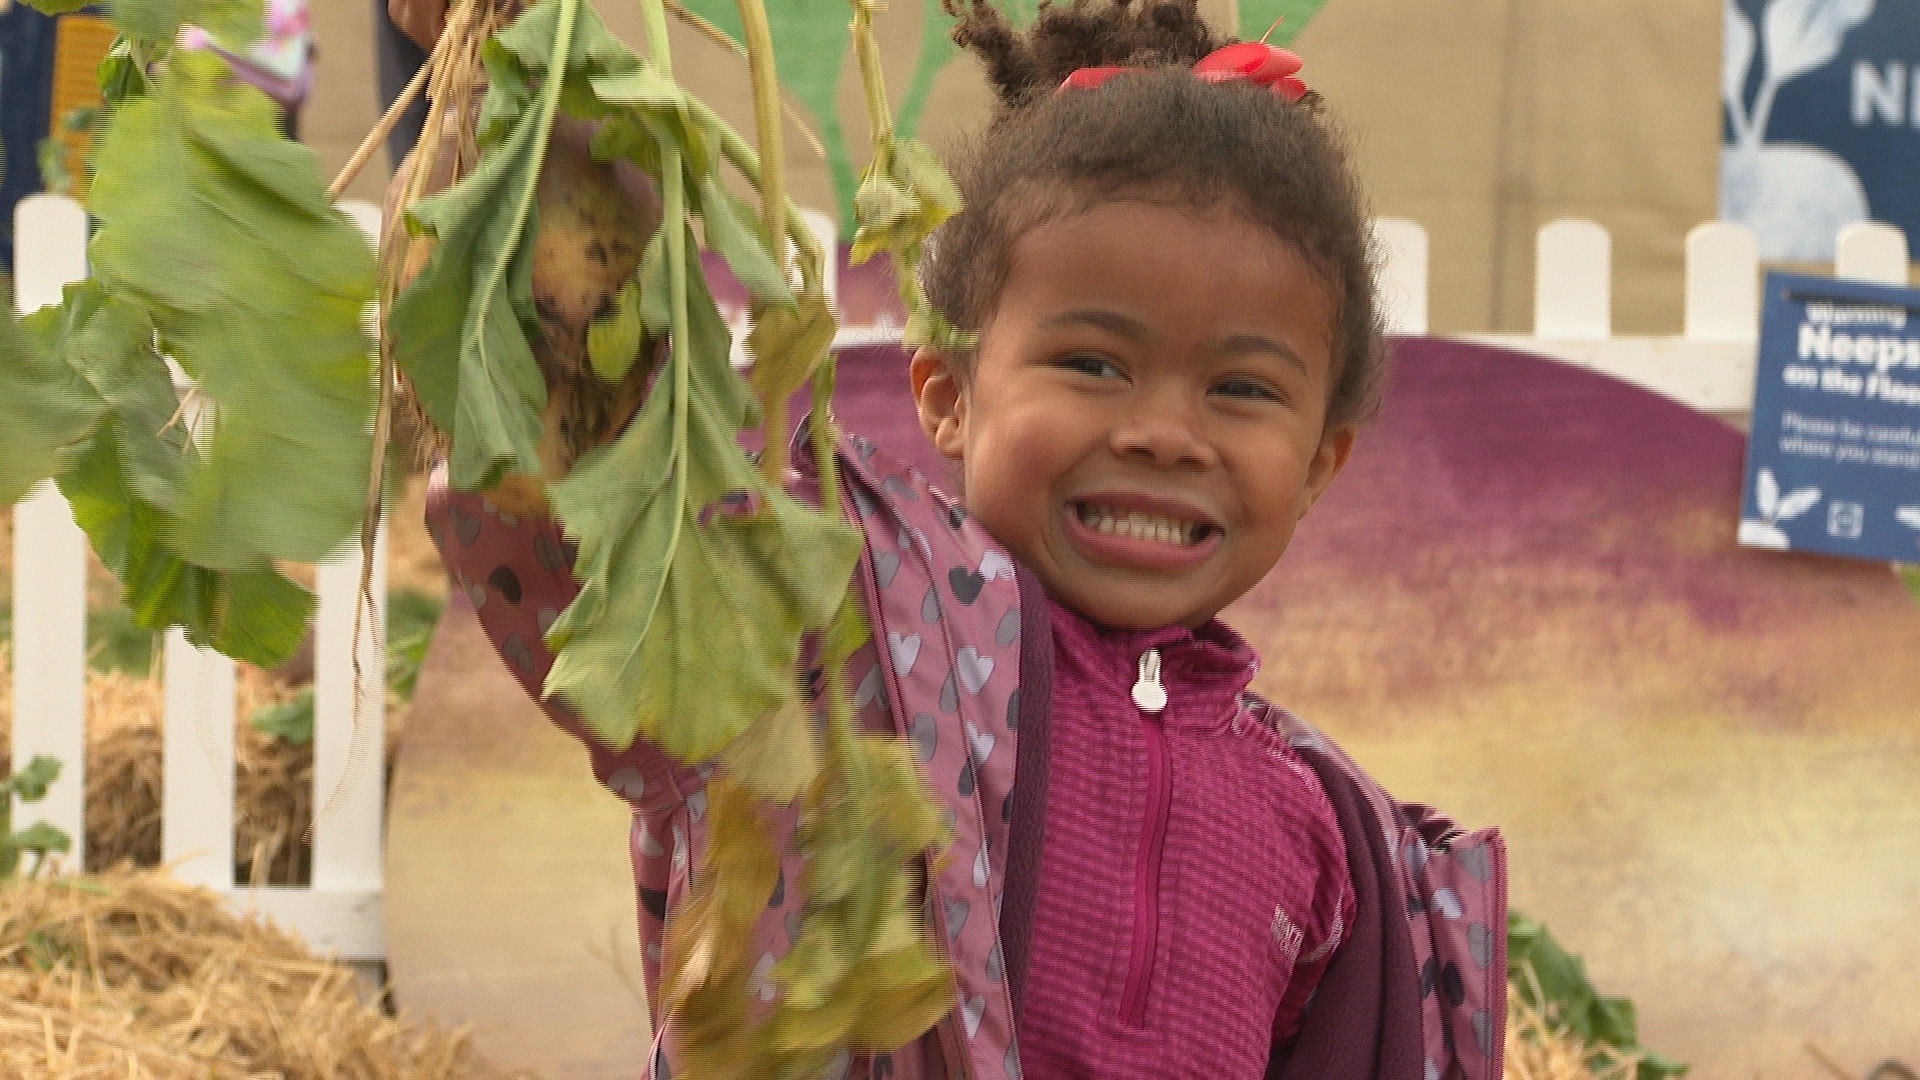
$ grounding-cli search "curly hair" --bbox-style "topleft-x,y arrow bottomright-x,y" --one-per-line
924,0 -> 1387,428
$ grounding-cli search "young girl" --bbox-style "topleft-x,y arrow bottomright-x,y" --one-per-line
427,2 -> 1506,1077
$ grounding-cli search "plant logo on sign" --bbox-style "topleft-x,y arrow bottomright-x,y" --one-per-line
1899,505 -> 1920,548
1721,0 -> 1876,259
1739,466 -> 1823,549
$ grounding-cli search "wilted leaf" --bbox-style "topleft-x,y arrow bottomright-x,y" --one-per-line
719,697 -> 820,802
747,287 -> 835,409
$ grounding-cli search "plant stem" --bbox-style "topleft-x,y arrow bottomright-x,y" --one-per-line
330,61 -> 432,200
735,0 -> 790,481
687,98 -> 824,297
850,2 -> 893,151
639,0 -> 674,77
663,0 -> 824,158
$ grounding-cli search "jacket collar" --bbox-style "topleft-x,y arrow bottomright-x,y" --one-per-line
1046,600 -> 1260,732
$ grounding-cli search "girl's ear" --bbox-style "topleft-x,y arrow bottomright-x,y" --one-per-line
1300,425 -> 1356,519
909,347 -> 968,461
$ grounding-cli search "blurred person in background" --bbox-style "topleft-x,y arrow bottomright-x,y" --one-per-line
378,0 -> 441,171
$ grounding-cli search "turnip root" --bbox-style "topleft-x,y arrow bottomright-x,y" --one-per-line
385,107 -> 664,515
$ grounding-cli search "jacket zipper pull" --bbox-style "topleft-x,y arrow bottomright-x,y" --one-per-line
1132,648 -> 1168,713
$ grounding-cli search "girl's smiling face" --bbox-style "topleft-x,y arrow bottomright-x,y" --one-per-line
911,198 -> 1356,630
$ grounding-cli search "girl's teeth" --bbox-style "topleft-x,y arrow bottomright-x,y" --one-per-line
1077,504 -> 1203,545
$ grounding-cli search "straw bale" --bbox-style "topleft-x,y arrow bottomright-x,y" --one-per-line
1504,987 -> 1636,1080
0,866 -> 534,1079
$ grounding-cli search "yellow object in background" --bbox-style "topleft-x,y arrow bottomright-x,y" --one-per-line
48,13 -> 113,199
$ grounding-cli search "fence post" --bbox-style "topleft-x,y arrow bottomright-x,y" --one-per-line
312,521 -> 388,901
10,195 -> 90,869
1684,223 -> 1760,342
1835,223 -> 1910,286
1535,220 -> 1611,340
162,630 -> 237,889
309,198 -> 390,892
1372,217 -> 1429,336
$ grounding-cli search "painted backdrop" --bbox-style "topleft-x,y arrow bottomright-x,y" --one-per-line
666,0 -> 1326,225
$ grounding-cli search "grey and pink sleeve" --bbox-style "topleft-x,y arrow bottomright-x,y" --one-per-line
422,466 -> 703,811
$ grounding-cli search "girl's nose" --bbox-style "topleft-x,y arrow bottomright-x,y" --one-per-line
1110,392 -> 1219,468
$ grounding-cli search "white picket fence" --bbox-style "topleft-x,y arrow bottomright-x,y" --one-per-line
9,194 -> 388,960
1370,216 -> 1913,410
8,191 -> 1913,964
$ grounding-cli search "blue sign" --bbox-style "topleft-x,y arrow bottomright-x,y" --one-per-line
1742,273 -> 1920,562
1721,0 -> 1920,260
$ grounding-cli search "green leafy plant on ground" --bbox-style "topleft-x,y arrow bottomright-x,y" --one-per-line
1509,911 -> 1689,1080
1900,564 -> 1919,606
2,757 -> 73,879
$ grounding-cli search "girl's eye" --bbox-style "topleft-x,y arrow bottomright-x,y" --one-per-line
1059,354 -> 1124,379
1212,378 -> 1283,402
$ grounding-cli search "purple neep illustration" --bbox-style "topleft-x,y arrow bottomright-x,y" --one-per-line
1720,0 -> 1876,259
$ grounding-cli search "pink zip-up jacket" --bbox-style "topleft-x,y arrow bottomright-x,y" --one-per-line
426,427 -> 1508,1080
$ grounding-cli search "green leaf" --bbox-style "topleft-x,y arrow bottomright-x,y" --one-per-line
111,0 -> 264,51
1509,911 -> 1690,1080
46,281 -> 188,513
5,757 -> 64,802
636,234 -> 674,340
747,287 -> 835,410
390,103 -> 549,490
385,588 -> 444,700
547,400 -> 858,756
589,69 -> 714,178
87,51 -> 375,569
7,823 -> 74,857
0,303 -> 104,506
58,419 -> 313,669
251,688 -> 315,745
490,0 -> 637,81
21,0 -> 99,14
545,199 -> 846,756
99,39 -> 149,108
586,277 -> 647,382
696,175 -> 791,307
37,136 -> 74,196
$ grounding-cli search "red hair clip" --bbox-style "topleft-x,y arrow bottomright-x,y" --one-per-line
1191,42 -> 1308,102
1056,42 -> 1309,103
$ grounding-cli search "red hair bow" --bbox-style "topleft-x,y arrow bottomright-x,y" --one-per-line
1057,42 -> 1309,102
